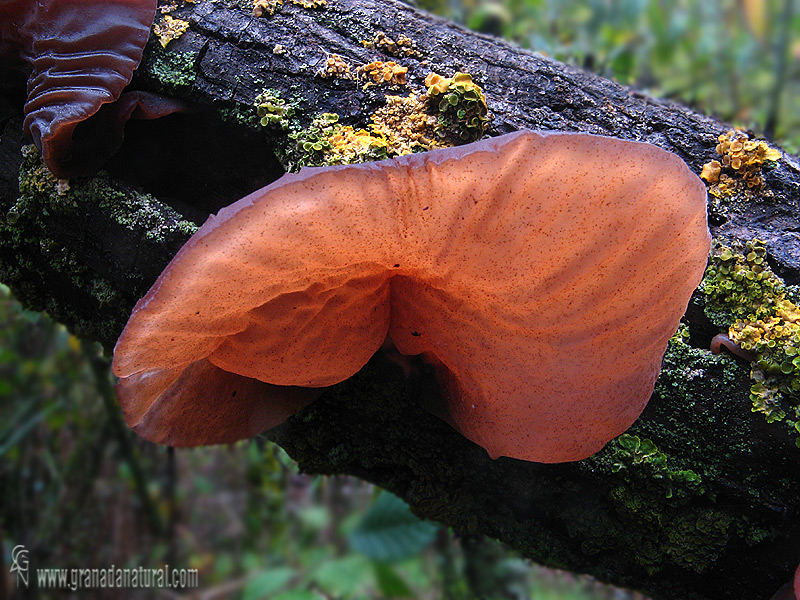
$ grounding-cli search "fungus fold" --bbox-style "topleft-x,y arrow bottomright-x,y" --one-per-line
113,130 -> 710,463
0,0 -> 182,177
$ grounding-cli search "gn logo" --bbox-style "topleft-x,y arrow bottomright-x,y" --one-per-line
10,545 -> 29,588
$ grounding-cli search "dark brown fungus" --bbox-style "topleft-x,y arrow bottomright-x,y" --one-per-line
0,0 -> 184,177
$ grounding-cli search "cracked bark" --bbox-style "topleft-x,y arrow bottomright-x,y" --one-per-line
0,0 -> 799,598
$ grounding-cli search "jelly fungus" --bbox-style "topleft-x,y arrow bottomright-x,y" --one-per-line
113,131 -> 710,462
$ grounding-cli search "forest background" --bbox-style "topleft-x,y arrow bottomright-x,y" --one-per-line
1,0 -> 798,598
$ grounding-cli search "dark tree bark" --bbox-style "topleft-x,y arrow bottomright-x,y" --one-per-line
1,1 -> 799,599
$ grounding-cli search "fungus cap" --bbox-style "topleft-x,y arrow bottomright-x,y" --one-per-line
113,130 -> 710,462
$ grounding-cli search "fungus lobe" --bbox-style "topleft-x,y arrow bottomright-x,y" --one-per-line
0,0 -> 183,177
113,130 -> 710,463
710,332 -> 757,362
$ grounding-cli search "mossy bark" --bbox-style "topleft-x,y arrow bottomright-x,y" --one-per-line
0,1 -> 799,598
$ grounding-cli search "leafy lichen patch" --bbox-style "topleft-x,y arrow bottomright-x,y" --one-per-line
702,240 -> 800,444
369,93 -> 444,156
357,61 -> 408,87
700,130 -> 781,200
275,69 -> 491,171
153,14 -> 191,48
425,72 -> 490,144
610,434 -> 704,499
254,90 -> 297,129
284,113 -> 390,168
0,146 -> 197,345
573,326 -> 782,578
140,45 -> 198,95
361,31 -> 422,59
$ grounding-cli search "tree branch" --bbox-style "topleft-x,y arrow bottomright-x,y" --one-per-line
1,1 -> 799,598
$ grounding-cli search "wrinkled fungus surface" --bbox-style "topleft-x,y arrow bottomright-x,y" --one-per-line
113,131 -> 710,462
0,0 -> 169,177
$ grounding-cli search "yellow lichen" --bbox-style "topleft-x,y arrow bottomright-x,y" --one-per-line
318,54 -> 353,80
358,61 -> 408,87
327,127 -> 389,164
288,70 -> 490,168
369,94 -> 444,155
288,114 -> 388,168
289,0 -> 326,8
253,0 -> 282,16
362,31 -> 422,59
701,130 -> 782,198
700,160 -> 722,183
703,240 -> 800,440
153,14 -> 190,48
731,301 -> 800,428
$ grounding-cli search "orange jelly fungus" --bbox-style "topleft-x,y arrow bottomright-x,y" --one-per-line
113,130 -> 710,463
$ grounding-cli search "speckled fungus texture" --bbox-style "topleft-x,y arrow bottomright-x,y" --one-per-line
113,131 -> 710,462
0,0 -> 181,177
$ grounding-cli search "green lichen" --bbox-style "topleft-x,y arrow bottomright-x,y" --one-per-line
217,104 -> 263,130
0,146 -> 197,345
90,279 -> 121,309
254,90 -> 297,129
284,113 -> 339,169
142,47 -> 198,94
283,113 -> 389,170
279,72 -> 491,171
701,239 -> 784,326
267,321 -> 793,595
425,72 -> 490,144
607,486 -> 732,574
611,434 -> 704,499
16,146 -> 71,202
92,179 -> 198,241
226,0 -> 255,11
572,326 -> 780,577
645,325 -> 753,462
701,239 -> 800,445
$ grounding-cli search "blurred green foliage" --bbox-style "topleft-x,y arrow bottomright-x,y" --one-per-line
418,0 -> 800,152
